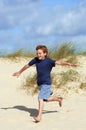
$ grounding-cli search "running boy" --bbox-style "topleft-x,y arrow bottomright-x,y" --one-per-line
13,45 -> 77,122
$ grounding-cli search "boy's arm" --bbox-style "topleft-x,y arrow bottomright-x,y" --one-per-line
55,61 -> 78,67
13,64 -> 30,78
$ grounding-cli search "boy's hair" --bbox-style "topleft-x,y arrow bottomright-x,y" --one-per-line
36,45 -> 48,56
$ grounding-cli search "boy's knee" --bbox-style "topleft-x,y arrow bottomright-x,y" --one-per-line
38,98 -> 43,102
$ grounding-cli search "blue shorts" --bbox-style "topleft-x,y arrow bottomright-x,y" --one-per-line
38,84 -> 53,101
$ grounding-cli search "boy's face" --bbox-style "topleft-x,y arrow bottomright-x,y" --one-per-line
36,49 -> 46,60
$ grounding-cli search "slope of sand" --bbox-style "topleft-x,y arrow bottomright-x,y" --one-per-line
0,57 -> 86,130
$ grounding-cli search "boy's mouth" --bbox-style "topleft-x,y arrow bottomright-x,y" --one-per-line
38,57 -> 42,59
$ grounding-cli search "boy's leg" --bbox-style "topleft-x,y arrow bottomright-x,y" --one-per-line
47,96 -> 63,107
34,99 -> 44,122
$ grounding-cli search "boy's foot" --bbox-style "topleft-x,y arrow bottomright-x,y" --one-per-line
33,116 -> 41,123
58,97 -> 63,107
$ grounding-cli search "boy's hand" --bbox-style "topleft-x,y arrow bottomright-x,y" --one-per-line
12,71 -> 20,78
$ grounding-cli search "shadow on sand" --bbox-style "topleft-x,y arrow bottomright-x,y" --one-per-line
1,105 -> 58,117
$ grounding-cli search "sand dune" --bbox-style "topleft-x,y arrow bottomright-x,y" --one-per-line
0,57 -> 86,130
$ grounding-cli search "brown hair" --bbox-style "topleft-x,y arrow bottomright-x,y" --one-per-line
36,45 -> 48,56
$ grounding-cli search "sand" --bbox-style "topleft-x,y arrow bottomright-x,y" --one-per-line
0,57 -> 86,130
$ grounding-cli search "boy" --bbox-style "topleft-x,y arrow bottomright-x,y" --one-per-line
13,45 -> 77,122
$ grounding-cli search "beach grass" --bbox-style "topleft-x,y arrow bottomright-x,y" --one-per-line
22,69 -> 81,95
49,42 -> 75,58
79,82 -> 86,90
48,42 -> 78,64
22,73 -> 39,95
3,48 -> 35,61
1,42 -> 86,95
2,42 -> 83,64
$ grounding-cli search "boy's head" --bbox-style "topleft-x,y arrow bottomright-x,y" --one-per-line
36,45 -> 48,60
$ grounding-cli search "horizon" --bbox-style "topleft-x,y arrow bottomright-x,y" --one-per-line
0,42 -> 86,56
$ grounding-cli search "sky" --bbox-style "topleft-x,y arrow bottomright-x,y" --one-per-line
0,0 -> 86,54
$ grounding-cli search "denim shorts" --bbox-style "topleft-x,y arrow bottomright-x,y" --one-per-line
38,84 -> 53,101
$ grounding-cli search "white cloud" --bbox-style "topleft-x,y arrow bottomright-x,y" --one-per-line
0,0 -> 86,52
1,0 -> 86,35
0,0 -> 41,30
59,5 -> 86,35
31,2 -> 86,36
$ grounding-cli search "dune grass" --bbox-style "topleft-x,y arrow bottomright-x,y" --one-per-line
22,73 -> 39,95
79,82 -> 86,90
20,42 -> 83,95
82,51 -> 86,55
49,42 -> 78,64
4,48 -> 35,61
2,42 -> 82,65
1,42 -> 86,60
54,69 -> 80,87
49,42 -> 75,59
2,42 -> 85,94
22,69 -> 81,95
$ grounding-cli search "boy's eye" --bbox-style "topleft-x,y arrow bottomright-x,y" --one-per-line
37,53 -> 40,55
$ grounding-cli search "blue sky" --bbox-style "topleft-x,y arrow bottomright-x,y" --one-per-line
0,0 -> 86,54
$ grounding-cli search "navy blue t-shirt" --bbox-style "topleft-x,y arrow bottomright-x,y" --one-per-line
28,57 -> 56,86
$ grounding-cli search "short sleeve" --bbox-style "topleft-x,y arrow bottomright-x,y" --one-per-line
49,58 -> 56,67
28,57 -> 37,66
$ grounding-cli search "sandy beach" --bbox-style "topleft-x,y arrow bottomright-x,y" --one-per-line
0,57 -> 86,130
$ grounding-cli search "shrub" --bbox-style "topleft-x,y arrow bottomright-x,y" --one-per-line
79,83 -> 86,90
4,48 -> 35,59
52,69 -> 80,88
22,73 -> 39,95
49,42 -> 75,60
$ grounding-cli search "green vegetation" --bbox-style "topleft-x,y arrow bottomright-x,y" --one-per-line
1,42 -> 84,64
0,42 -> 86,60
5,49 -> 24,58
22,73 -> 39,95
79,82 -> 86,90
22,69 -> 81,95
49,42 -> 75,59
66,55 -> 77,64
49,42 -> 78,64
81,51 -> 86,55
4,48 -> 35,60
1,42 -> 86,95
53,69 -> 80,88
